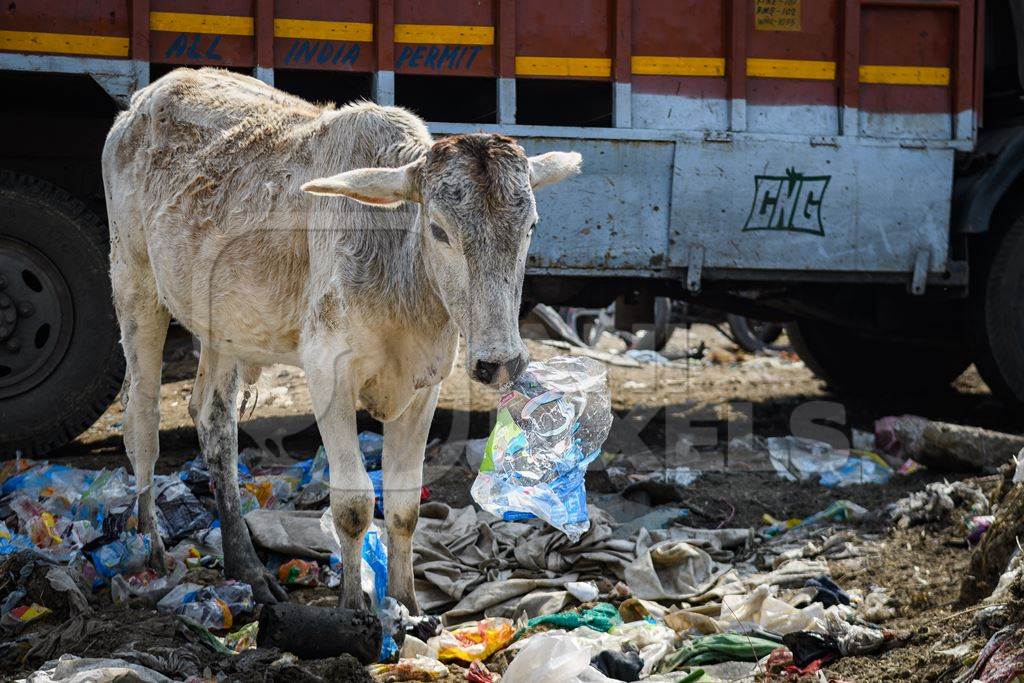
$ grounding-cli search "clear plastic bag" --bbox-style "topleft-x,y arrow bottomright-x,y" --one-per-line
156,581 -> 254,630
471,356 -> 612,541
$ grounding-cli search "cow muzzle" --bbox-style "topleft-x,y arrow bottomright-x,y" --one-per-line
471,353 -> 528,387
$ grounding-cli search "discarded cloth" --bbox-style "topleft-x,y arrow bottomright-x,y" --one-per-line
658,632 -> 780,671
624,533 -> 732,601
805,575 -> 850,607
244,509 -> 336,560
410,502 -> 634,619
782,631 -> 840,668
889,480 -> 989,527
590,648 -> 643,681
955,624 -> 1024,683
524,602 -> 621,634
22,654 -> 173,683
712,584 -> 833,635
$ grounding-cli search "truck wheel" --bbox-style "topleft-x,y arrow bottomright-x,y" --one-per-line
786,319 -> 970,393
630,297 -> 673,352
969,217 -> 1024,407
726,314 -> 783,353
0,172 -> 124,456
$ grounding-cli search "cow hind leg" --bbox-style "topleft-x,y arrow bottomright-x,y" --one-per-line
192,345 -> 286,603
382,385 -> 439,615
112,263 -> 171,570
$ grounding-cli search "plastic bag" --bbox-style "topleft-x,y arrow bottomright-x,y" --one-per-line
277,558 -> 319,586
153,477 -> 213,540
359,432 -> 385,471
766,436 -> 848,482
819,453 -> 893,487
111,560 -> 187,604
501,632 -> 616,683
429,617 -> 515,663
471,356 -> 612,541
156,581 -> 254,630
90,533 -> 152,579
369,655 -> 448,682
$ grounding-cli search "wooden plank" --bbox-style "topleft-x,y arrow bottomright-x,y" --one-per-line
955,0 -> 975,116
132,0 -> 150,61
255,0 -> 273,68
273,18 -> 373,41
727,0 -> 746,129
631,56 -> 724,77
514,56 -> 611,77
149,11 -> 253,36
748,57 -> 836,80
0,30 -> 129,57
859,64 -> 950,85
393,23 -> 493,44
613,0 -> 631,83
376,0 -> 394,70
840,0 -> 860,131
496,0 -> 515,77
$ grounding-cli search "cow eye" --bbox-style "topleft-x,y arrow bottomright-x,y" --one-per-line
430,223 -> 450,245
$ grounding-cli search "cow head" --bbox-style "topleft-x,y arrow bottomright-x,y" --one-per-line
303,134 -> 580,387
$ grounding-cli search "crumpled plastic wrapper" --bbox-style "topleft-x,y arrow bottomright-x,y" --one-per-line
471,356 -> 612,541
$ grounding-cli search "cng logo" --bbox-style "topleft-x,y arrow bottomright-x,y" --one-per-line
742,167 -> 830,236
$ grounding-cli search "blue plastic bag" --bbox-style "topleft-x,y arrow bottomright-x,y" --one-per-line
471,357 -> 613,541
321,513 -> 395,661
90,533 -> 152,579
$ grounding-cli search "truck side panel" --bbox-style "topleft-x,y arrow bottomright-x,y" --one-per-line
0,0 -> 980,280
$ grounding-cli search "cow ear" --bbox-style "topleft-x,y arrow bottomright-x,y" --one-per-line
528,151 -> 582,190
302,157 -> 423,207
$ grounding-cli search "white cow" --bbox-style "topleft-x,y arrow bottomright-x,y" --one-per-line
101,67 -> 580,610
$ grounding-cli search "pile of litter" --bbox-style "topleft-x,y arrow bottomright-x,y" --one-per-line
2,370 -> 1023,682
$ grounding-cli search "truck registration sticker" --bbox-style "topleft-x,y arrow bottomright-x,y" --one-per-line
742,168 -> 829,236
755,0 -> 801,32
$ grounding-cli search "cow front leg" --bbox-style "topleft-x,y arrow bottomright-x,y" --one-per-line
382,385 -> 439,615
305,346 -> 371,610
193,347 -> 286,604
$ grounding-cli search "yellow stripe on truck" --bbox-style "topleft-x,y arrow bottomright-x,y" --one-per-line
516,56 -> 611,78
149,11 -> 254,36
0,30 -> 129,57
859,65 -> 950,86
632,56 -> 725,77
273,18 -> 373,42
394,24 -> 494,45
747,58 -> 836,80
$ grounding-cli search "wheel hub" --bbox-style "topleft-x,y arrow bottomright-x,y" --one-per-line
0,238 -> 74,399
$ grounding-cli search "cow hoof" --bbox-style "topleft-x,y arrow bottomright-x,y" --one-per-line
237,567 -> 288,604
147,533 -> 168,572
337,591 -> 369,611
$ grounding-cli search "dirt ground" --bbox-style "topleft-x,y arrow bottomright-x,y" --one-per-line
30,324 -> 1021,682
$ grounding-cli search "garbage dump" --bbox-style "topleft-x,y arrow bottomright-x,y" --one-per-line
3,343 -> 1024,682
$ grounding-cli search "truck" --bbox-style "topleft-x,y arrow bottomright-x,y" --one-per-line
0,0 -> 1020,456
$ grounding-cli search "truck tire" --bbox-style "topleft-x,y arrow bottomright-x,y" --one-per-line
969,217 -> 1024,407
787,319 -> 971,393
0,171 -> 124,456
726,314 -> 783,353
630,297 -> 672,352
